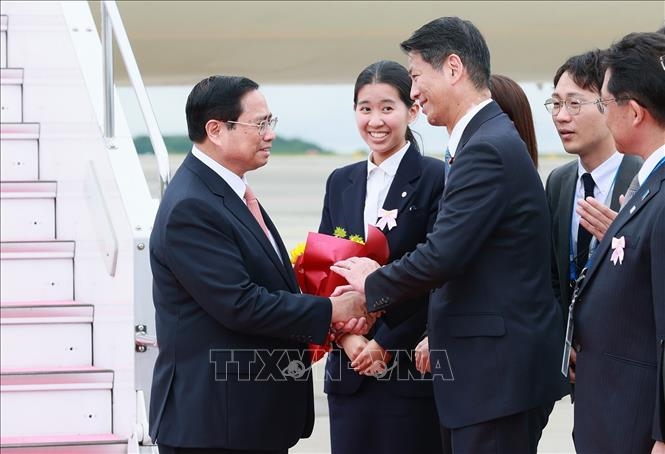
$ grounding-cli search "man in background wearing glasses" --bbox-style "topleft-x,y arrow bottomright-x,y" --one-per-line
570,31 -> 665,454
148,75 -> 369,454
544,50 -> 641,378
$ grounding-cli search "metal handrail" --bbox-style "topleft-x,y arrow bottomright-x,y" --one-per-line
101,0 -> 171,195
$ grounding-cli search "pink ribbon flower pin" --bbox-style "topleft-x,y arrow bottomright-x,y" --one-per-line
610,236 -> 625,266
376,208 -> 398,231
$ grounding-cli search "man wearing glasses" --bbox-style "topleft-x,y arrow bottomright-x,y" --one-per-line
148,75 -> 369,454
570,31 -> 665,454
544,50 -> 641,374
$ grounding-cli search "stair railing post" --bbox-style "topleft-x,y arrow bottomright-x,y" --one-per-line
101,1 -> 114,139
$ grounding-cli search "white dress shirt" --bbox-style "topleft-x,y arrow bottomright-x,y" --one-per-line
363,142 -> 410,238
636,143 -> 665,185
571,151 -> 623,248
446,99 -> 493,158
192,146 -> 282,258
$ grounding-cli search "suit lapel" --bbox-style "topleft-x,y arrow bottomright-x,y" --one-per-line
559,165 -> 577,283
457,101 -> 504,154
341,164 -> 368,238
380,144 -> 422,237
581,164 -> 664,292
184,154 -> 298,291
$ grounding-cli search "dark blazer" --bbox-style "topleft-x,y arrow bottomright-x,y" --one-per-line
364,102 -> 569,428
319,143 -> 445,397
148,153 -> 332,450
573,162 -> 665,453
545,155 -> 642,319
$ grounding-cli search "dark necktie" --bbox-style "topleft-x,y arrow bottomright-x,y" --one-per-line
245,185 -> 270,238
576,172 -> 595,272
620,174 -> 640,211
444,148 -> 453,182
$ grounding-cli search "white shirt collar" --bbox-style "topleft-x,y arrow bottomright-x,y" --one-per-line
576,151 -> 623,202
191,145 -> 247,201
366,141 -> 410,178
446,99 -> 493,157
637,143 -> 665,185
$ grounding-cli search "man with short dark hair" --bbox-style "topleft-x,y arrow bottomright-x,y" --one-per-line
544,50 -> 641,369
570,32 -> 665,453
333,16 -> 568,454
149,75 -> 367,454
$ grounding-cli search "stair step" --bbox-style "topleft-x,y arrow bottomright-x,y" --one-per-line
1,434 -> 127,454
0,301 -> 93,368
0,17 -> 7,70
0,123 -> 39,181
1,182 -> 56,241
1,300 -> 92,323
1,68 -> 23,84
0,69 -> 23,122
0,181 -> 56,198
0,241 -> 74,302
0,241 -> 74,259
0,367 -> 113,437
1,367 -> 113,390
0,122 -> 40,140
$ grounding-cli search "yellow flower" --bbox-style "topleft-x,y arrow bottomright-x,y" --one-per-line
333,227 -> 347,239
289,242 -> 306,265
348,234 -> 365,245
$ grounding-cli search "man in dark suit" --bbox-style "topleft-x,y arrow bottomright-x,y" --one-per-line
544,50 -> 641,378
333,17 -> 568,454
571,31 -> 665,453
148,75 -> 368,454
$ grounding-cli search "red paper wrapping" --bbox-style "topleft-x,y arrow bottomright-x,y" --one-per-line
293,225 -> 390,362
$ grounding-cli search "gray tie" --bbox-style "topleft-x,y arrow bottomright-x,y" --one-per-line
620,174 -> 640,210
444,148 -> 453,182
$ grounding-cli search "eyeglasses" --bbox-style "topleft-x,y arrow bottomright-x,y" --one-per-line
544,98 -> 602,116
595,98 -> 630,114
226,116 -> 278,136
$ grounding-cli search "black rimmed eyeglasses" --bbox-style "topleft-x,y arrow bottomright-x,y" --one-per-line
226,117 -> 278,136
543,98 -> 602,116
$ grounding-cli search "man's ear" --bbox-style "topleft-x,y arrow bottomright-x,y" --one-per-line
205,119 -> 222,140
628,99 -> 646,127
446,53 -> 463,79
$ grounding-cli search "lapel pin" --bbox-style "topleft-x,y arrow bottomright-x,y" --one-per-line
401,191 -> 407,198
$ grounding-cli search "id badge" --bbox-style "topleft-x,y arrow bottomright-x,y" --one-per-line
561,307 -> 574,377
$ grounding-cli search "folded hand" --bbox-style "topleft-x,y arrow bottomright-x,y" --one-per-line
415,336 -> 431,374
351,339 -> 392,376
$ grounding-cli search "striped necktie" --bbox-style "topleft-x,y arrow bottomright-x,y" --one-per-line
620,174 -> 640,211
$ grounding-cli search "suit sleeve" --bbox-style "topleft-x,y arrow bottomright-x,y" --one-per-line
366,141 -> 508,310
652,202 -> 665,441
545,171 -> 566,325
163,197 -> 332,344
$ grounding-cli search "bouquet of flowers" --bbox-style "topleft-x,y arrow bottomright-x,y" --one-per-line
290,225 -> 390,362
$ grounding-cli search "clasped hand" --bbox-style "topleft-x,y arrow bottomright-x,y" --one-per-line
329,290 -> 377,336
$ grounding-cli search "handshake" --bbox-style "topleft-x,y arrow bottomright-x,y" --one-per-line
328,256 -> 382,336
